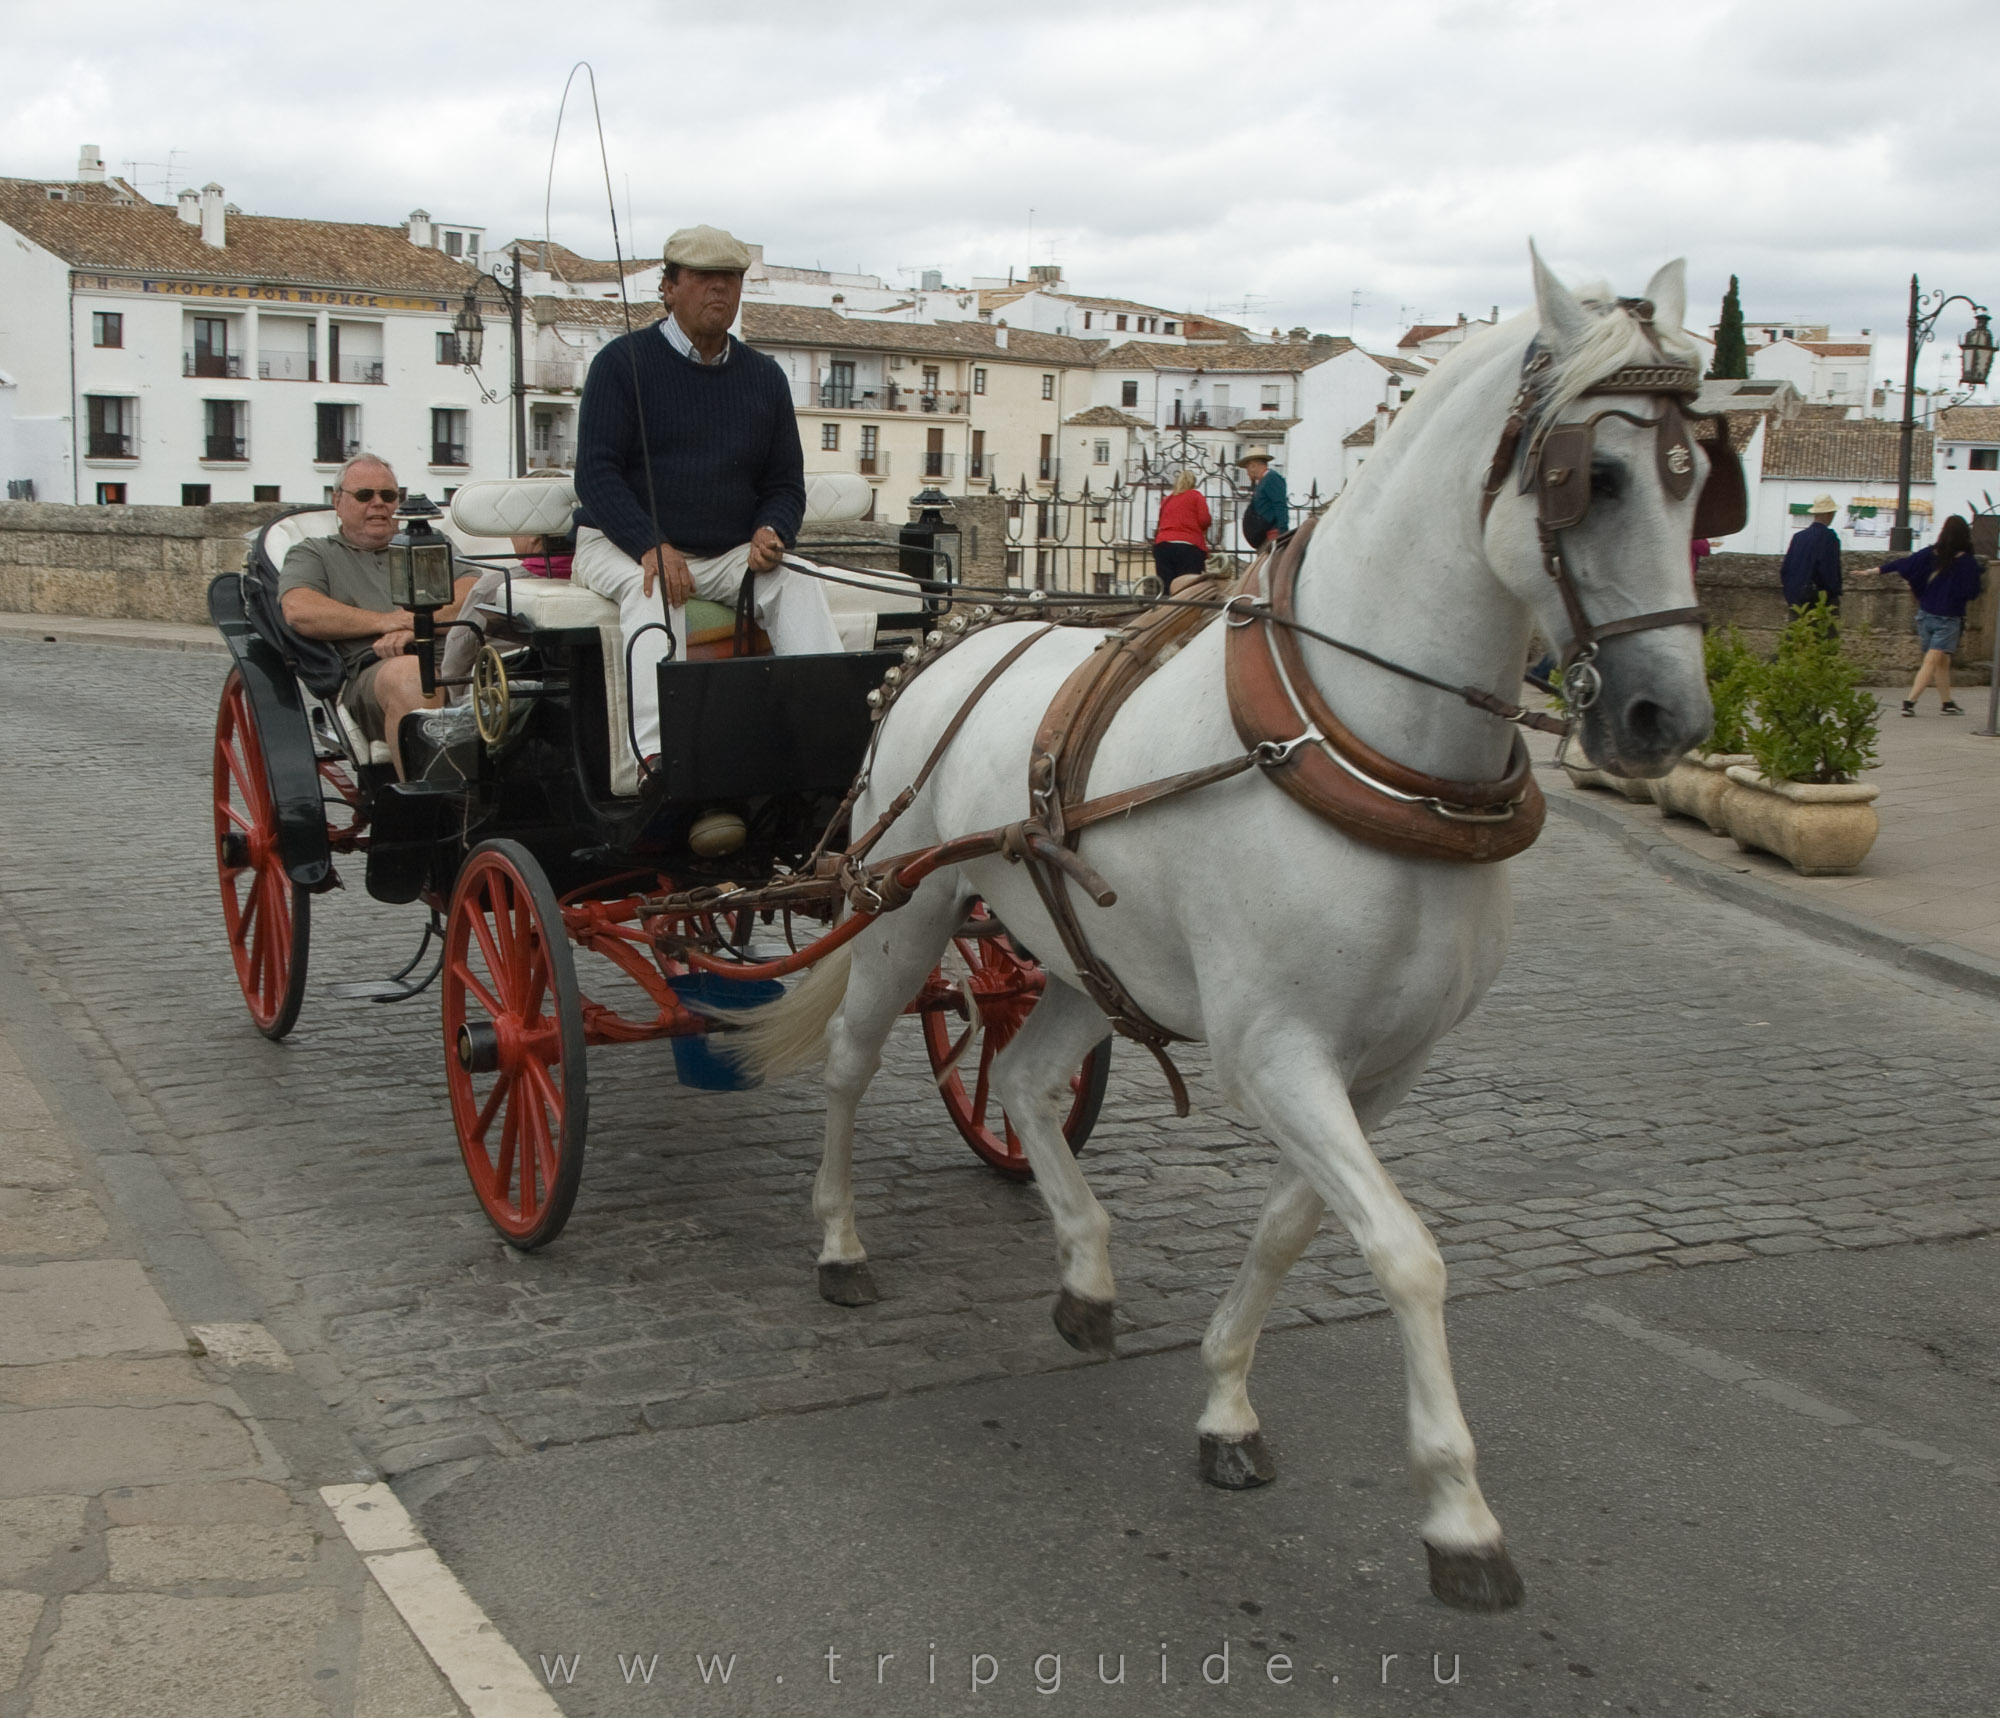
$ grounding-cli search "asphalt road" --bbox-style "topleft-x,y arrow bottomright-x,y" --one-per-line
2,636 -> 1997,1716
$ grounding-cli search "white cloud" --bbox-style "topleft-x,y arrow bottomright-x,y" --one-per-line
5,0 -> 1998,385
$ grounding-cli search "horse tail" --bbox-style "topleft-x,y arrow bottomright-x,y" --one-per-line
722,945 -> 853,1084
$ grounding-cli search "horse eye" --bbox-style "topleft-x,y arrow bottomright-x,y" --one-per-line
1589,459 -> 1623,500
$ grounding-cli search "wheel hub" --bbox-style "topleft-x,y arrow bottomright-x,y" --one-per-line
456,1021 -> 500,1073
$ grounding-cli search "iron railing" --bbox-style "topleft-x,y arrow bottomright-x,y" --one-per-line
859,450 -> 890,476
333,357 -> 385,385
185,351 -> 242,378
203,435 -> 247,462
315,437 -> 361,465
87,432 -> 134,459
431,442 -> 468,467
258,352 -> 316,381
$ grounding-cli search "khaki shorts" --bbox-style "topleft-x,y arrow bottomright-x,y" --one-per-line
341,658 -> 388,742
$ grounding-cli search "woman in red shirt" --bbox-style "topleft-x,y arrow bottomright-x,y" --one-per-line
1152,471 -> 1212,594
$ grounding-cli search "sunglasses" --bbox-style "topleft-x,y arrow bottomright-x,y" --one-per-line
342,487 -> 401,504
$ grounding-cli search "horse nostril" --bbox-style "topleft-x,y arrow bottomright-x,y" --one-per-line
1624,698 -> 1674,754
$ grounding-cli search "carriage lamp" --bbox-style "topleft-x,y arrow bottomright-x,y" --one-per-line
899,487 -> 961,588
453,290 -> 485,368
1960,313 -> 1996,387
390,493 -> 458,695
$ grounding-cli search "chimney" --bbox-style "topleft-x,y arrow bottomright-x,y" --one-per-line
77,144 -> 106,183
177,189 -> 200,225
199,182 -> 226,248
995,320 -> 1009,350
406,209 -> 433,249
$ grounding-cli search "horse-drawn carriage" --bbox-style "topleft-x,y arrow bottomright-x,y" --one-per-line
207,474 -> 1108,1248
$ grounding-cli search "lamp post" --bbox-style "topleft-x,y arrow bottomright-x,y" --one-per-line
453,242 -> 529,478
1891,276 -> 1995,552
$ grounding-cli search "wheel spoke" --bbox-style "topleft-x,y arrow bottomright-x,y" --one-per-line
466,896 -> 513,1012
470,1068 -> 512,1144
495,1089 -> 520,1209
447,959 -> 506,1025
969,1030 -> 998,1130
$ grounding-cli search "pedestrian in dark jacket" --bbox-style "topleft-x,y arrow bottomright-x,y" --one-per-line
1883,513 -> 1984,716
1779,495 -> 1843,610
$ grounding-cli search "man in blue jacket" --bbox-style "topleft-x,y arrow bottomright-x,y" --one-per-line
1778,494 -> 1843,611
574,224 -> 841,766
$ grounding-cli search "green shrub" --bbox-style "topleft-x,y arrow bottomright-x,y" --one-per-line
1743,597 -> 1879,783
1702,623 -> 1758,755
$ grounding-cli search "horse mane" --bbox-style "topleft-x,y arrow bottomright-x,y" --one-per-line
1537,283 -> 1702,424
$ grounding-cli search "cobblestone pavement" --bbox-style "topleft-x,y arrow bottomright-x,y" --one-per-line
3,637 -> 1998,1481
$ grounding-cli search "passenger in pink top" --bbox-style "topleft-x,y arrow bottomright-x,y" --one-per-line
1152,470 -> 1212,595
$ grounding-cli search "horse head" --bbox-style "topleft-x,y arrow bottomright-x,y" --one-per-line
1482,247 -> 1718,776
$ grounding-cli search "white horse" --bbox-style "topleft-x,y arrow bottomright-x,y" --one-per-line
744,248 -> 1713,1609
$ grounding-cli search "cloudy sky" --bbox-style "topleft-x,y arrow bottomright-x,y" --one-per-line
8,0 -> 1999,385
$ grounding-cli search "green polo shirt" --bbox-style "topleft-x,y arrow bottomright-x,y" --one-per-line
277,532 -> 405,673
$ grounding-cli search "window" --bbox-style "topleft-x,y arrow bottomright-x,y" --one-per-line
821,422 -> 840,451
181,484 -> 212,506
821,360 -> 855,409
1038,433 -> 1053,482
1083,313 -> 1092,329
971,429 -> 986,479
1041,374 -> 1054,400
190,316 -> 234,378
95,482 -> 127,504
253,485 -> 281,502
92,311 -> 123,348
972,367 -> 986,395
203,399 -> 246,461
443,231 -> 463,257
1831,371 -> 1848,392
1093,440 -> 1110,464
436,332 -> 460,365
315,403 -> 359,465
1972,449 -> 2000,470
1115,315 -> 1127,331
84,395 -> 135,459
924,426 -> 945,478
1120,380 -> 1139,408
860,423 -> 881,475
1261,385 -> 1281,411
922,365 -> 940,395
431,408 -> 469,466
1164,320 -> 1177,335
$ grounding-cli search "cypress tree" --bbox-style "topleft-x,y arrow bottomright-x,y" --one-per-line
1709,275 -> 1748,379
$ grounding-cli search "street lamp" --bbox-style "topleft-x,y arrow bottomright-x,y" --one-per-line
452,243 -> 529,478
1892,277 -> 1993,552
387,494 -> 457,695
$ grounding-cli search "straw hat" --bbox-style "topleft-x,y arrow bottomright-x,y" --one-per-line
662,225 -> 753,272
1809,494 -> 1839,516
1237,446 -> 1275,468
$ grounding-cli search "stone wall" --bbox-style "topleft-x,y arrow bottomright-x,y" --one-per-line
1699,551 -> 1998,682
796,493 -> 1012,590
0,502 -> 288,626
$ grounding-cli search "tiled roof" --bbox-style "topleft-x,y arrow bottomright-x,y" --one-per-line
1091,340 -> 1334,373
508,239 -> 653,281
1366,351 -> 1426,376
1343,421 -> 1380,447
1718,412 -> 1764,452
738,303 -> 1095,363
1796,342 -> 1871,357
531,296 -> 665,329
1397,323 -> 1453,348
0,178 -> 480,294
1064,406 -> 1153,428
1936,406 -> 2000,442
1761,417 -> 1931,481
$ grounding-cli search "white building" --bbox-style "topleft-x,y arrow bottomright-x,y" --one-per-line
1929,406 -> 2000,527
1749,338 -> 1876,413
0,152 -> 510,506
1740,413 -> 1933,554
1288,344 -> 1426,499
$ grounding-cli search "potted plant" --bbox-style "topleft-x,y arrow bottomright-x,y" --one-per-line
1652,624 -> 1759,834
1720,598 -> 1881,875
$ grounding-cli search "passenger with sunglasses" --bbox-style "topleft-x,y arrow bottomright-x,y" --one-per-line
278,454 -> 478,776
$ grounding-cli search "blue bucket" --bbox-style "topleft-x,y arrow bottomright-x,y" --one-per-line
667,972 -> 786,1091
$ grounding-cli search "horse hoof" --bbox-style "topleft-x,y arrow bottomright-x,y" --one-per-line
818,1261 -> 879,1307
1425,1541 -> 1525,1612
1199,1432 -> 1276,1490
1052,1290 -> 1116,1356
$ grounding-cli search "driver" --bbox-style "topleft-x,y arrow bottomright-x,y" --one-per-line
573,223 -> 841,769
278,454 -> 477,777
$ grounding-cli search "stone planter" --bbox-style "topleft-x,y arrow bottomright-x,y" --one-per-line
1652,751 -> 1754,835
1560,748 -> 1658,804
1720,766 -> 1880,876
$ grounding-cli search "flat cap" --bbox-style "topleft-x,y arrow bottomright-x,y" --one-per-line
663,224 -> 753,272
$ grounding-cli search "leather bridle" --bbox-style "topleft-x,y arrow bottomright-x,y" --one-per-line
1479,326 -> 1747,712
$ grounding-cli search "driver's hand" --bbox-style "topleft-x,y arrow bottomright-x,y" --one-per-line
641,543 -> 693,605
373,627 -> 415,661
747,527 -> 786,574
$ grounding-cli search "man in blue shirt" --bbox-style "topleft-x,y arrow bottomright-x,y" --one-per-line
574,223 -> 841,767
1778,495 -> 1843,611
1239,447 -> 1290,548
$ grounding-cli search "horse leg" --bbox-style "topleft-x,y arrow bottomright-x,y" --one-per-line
1239,1039 -> 1523,1612
815,892 -> 966,1307
1197,1156 -> 1321,1488
987,980 -> 1119,1355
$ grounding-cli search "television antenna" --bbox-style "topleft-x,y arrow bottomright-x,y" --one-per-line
120,149 -> 187,200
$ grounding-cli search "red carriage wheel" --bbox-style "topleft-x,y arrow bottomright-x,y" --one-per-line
442,840 -> 588,1249
921,903 -> 1110,1180
213,668 -> 310,1039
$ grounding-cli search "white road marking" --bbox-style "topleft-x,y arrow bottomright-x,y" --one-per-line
1578,1302 -> 1999,1487
323,1482 -> 566,1717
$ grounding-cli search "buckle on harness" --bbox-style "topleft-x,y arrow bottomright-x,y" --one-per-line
1254,727 -> 1324,767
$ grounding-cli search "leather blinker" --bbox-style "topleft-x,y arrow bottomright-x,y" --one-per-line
1656,400 -> 1698,503
1691,415 -> 1747,537
1537,423 -> 1594,531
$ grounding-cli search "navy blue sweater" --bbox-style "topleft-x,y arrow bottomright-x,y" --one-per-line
1779,520 -> 1842,608
1884,545 -> 1985,618
574,328 -> 805,561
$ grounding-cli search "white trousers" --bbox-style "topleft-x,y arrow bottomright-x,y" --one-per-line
572,527 -> 844,761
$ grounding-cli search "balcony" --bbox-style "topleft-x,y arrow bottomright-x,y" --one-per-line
333,357 -> 385,385
315,438 -> 361,465
185,351 -> 243,378
86,432 -> 134,459
203,435 -> 247,462
819,381 -> 855,409
528,445 -> 575,471
858,450 -> 890,476
431,443 -> 468,467
921,450 -> 956,480
888,386 -> 967,415
527,359 -> 582,393
259,352 -> 317,381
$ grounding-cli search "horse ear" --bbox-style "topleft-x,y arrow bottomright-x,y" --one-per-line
1642,258 -> 1687,333
1529,240 -> 1590,352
